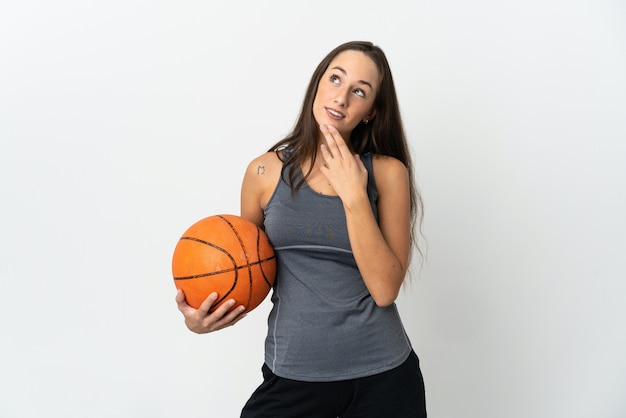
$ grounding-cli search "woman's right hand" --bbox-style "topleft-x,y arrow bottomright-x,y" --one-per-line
175,289 -> 247,334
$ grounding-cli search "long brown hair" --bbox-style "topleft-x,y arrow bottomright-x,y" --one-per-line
269,40 -> 425,262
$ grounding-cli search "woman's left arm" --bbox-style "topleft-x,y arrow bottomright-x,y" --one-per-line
320,125 -> 411,307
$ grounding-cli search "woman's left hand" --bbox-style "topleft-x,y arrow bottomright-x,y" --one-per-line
319,124 -> 368,202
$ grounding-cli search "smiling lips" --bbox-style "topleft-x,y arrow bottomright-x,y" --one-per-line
325,107 -> 345,120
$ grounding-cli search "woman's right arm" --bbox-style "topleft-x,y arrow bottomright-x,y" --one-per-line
175,151 -> 281,334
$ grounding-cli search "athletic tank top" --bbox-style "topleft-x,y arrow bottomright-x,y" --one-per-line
262,150 -> 412,382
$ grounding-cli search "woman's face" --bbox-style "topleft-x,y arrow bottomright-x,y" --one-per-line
312,50 -> 379,140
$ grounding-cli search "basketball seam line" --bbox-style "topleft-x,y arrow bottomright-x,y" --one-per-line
173,257 -> 276,281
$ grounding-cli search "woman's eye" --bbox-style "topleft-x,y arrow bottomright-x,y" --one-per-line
354,89 -> 365,98
330,74 -> 340,84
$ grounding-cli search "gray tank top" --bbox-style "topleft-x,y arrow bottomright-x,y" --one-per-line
262,150 -> 412,382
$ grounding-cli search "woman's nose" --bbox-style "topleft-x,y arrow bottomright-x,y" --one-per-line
334,88 -> 348,106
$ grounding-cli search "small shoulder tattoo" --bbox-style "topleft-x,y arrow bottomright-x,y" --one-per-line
256,165 -> 265,175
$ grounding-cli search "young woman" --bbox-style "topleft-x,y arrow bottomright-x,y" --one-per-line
176,41 -> 427,417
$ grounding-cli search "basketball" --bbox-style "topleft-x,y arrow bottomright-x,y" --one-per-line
172,214 -> 276,313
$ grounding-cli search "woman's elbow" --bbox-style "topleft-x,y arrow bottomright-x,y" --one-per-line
364,262 -> 406,307
371,287 -> 400,308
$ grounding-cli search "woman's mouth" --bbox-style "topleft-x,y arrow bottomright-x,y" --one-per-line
325,107 -> 345,120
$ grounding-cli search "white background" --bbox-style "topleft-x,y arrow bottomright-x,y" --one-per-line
1,1 -> 625,417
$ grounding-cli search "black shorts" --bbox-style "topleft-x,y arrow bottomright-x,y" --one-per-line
240,350 -> 427,418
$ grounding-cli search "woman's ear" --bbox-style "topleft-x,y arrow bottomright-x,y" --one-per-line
364,109 -> 376,124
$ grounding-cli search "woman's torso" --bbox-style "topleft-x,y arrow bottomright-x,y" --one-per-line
261,150 -> 412,382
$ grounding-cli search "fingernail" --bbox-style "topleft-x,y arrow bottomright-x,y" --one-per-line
320,124 -> 327,132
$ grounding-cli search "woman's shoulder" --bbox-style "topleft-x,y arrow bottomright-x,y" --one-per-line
247,149 -> 283,169
243,150 -> 284,189
241,150 -> 285,218
371,154 -> 409,191
371,154 -> 408,175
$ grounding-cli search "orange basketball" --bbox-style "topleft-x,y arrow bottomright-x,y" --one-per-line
172,214 -> 276,313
